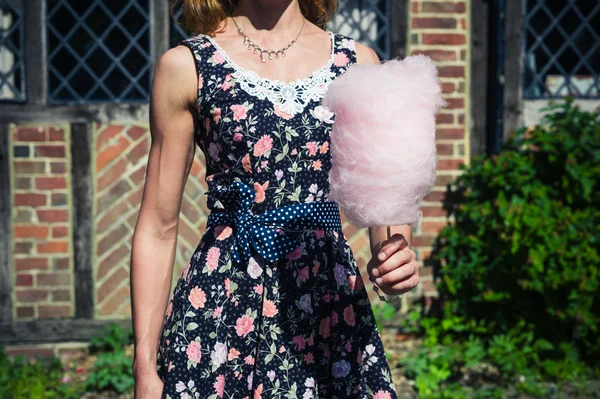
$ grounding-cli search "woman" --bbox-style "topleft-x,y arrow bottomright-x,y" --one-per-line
131,1 -> 420,398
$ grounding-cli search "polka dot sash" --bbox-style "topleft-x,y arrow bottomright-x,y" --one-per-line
205,180 -> 343,264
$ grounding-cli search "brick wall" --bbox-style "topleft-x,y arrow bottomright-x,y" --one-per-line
9,124 -> 74,320
407,0 -> 471,303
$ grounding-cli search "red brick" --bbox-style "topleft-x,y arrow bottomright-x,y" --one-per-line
13,127 -> 46,142
16,307 -> 35,318
35,177 -> 67,190
412,49 -> 457,61
461,49 -> 467,60
127,125 -> 147,140
53,258 -> 70,270
438,66 -> 465,78
437,159 -> 464,170
441,82 -> 455,94
97,245 -> 129,280
130,165 -> 147,185
420,266 -> 433,276
458,114 -> 465,124
37,209 -> 69,223
422,2 -> 466,13
422,280 -> 437,293
96,125 -> 125,151
97,267 -> 129,303
126,186 -> 144,207
435,175 -> 456,187
412,2 -> 419,13
14,242 -> 33,254
35,145 -> 65,158
461,17 -> 467,30
411,235 -> 436,247
15,258 -> 48,271
39,305 -> 71,318
97,224 -> 130,255
423,191 -> 446,202
422,34 -> 466,45
52,226 -> 69,238
49,128 -> 64,141
97,179 -> 132,210
14,193 -> 46,207
422,206 -> 448,217
16,274 -> 33,286
50,162 -> 66,174
445,98 -> 465,109
412,17 -> 457,29
421,221 -> 448,234
98,285 -> 130,315
13,161 -> 46,174
51,289 -> 71,302
14,225 -> 49,239
37,241 -> 68,254
190,160 -> 203,178
437,128 -> 465,139
436,143 -> 454,156
96,136 -> 130,172
14,209 -> 32,223
37,273 -> 71,286
126,138 -> 149,164
98,158 -> 127,192
14,177 -> 31,189
16,289 -> 49,302
51,193 -> 68,206
436,113 -> 454,124
97,200 -> 130,232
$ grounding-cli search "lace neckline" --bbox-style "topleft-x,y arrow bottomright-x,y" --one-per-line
201,31 -> 337,87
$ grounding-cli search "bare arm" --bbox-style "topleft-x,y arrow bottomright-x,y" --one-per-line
355,42 -> 418,296
130,45 -> 198,376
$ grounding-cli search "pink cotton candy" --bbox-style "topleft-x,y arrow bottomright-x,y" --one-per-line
322,55 -> 446,228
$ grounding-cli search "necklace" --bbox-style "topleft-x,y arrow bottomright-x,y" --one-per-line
231,17 -> 306,63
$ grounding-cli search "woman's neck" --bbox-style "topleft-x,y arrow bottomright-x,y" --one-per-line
231,0 -> 305,40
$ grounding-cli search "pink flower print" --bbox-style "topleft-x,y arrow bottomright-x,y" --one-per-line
228,347 -> 240,360
345,340 -> 352,352
274,105 -> 293,120
214,374 -> 225,398
333,52 -> 350,67
261,160 -> 268,168
348,275 -> 364,291
233,132 -> 243,142
205,117 -> 211,132
344,305 -> 356,326
212,306 -> 223,318
183,262 -> 191,279
168,361 -> 173,372
304,352 -> 314,364
188,286 -> 207,309
235,314 -> 255,337
214,225 -> 232,241
253,181 -> 269,203
198,74 -> 204,89
253,135 -> 273,157
291,148 -> 298,155
306,141 -> 319,157
286,245 -> 302,261
213,50 -> 226,64
244,355 -> 255,365
298,266 -> 309,282
319,317 -> 331,338
308,332 -> 314,346
293,335 -> 306,350
262,299 -> 278,317
334,293 -> 340,301
224,278 -> 231,297
279,345 -> 285,353
186,340 -> 201,364
242,153 -> 252,173
312,261 -> 320,276
254,384 -> 263,399
373,390 -> 393,399
221,74 -> 232,91
315,230 -> 325,239
166,301 -> 173,318
312,160 -> 322,170
206,246 -> 220,271
323,293 -> 331,303
331,311 -> 339,326
230,104 -> 248,121
320,141 -> 329,154
253,284 -> 263,295
213,107 -> 222,123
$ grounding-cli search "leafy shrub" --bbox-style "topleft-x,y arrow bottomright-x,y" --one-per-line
432,99 -> 600,364
88,323 -> 133,354
84,350 -> 134,394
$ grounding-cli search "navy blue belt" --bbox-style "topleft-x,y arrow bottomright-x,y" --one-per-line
205,180 -> 343,264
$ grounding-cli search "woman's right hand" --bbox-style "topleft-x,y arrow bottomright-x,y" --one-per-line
134,370 -> 164,399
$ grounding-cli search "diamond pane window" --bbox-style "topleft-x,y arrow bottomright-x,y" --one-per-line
523,0 -> 600,99
328,0 -> 392,60
170,7 -> 190,48
0,0 -> 25,102
46,0 -> 152,104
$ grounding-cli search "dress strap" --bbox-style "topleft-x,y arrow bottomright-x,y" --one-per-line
178,35 -> 211,112
329,32 -> 358,74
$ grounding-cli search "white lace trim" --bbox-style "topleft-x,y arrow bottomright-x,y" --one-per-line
202,32 -> 338,117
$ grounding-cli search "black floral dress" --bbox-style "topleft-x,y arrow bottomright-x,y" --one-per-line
156,31 -> 399,399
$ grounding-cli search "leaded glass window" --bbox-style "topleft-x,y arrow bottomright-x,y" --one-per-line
0,0 -> 25,102
523,0 -> 600,99
46,0 -> 152,104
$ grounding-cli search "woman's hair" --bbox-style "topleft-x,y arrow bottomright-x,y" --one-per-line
171,0 -> 337,36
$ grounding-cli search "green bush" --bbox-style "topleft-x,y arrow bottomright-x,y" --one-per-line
432,98 -> 600,364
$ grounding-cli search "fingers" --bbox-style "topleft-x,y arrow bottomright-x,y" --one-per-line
373,260 -> 418,286
377,233 -> 408,262
371,247 -> 413,277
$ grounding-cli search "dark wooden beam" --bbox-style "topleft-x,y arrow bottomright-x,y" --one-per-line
0,124 -> 12,323
0,319 -> 132,344
152,0 -> 170,60
390,0 -> 409,60
71,123 -> 95,319
470,0 -> 490,158
24,0 -> 46,104
504,0 -> 524,136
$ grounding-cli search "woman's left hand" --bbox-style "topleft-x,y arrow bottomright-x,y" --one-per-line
366,233 -> 419,296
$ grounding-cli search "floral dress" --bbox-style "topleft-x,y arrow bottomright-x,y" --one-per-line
156,31 -> 399,399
